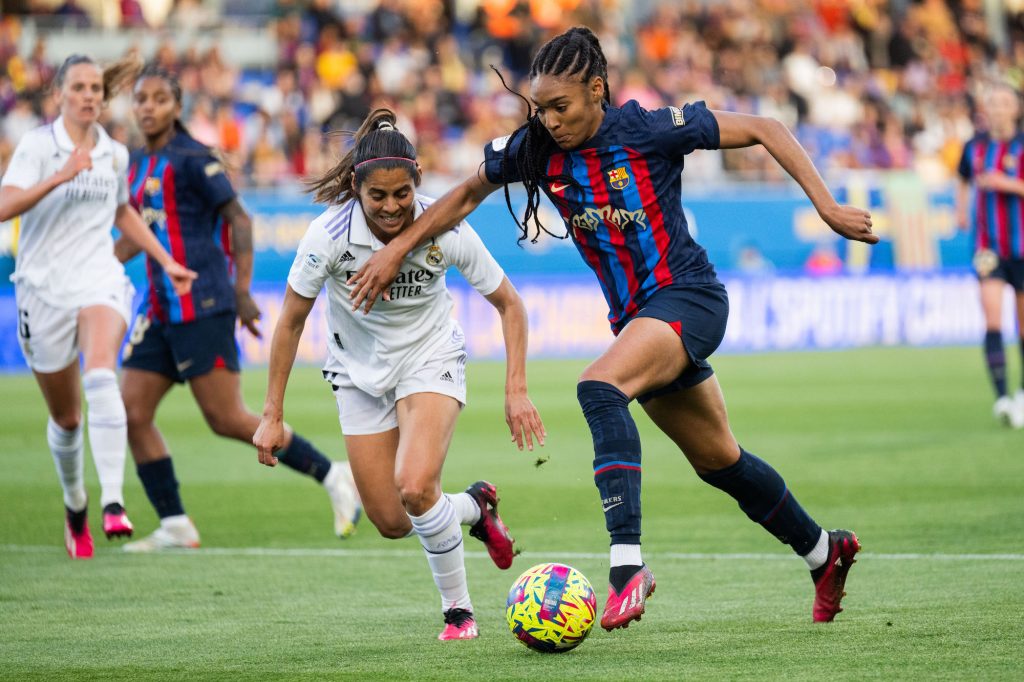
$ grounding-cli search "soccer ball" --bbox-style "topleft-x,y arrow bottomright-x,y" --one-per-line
505,562 -> 597,653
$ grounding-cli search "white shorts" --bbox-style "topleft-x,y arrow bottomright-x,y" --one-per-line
15,279 -> 135,373
326,342 -> 468,436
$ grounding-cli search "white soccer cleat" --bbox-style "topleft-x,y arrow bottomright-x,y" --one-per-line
993,396 -> 1024,429
325,461 -> 362,539
123,518 -> 200,553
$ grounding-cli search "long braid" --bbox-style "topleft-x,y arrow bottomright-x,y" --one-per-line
493,27 -> 611,243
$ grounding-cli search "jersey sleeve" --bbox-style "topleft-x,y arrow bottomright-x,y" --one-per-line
483,129 -> 527,185
647,101 -> 721,156
442,222 -> 505,296
191,153 -> 237,211
1,134 -> 44,189
957,140 -> 974,181
287,222 -> 335,299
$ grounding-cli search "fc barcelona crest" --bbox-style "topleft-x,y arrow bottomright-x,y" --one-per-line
144,177 -> 161,195
607,166 -> 630,190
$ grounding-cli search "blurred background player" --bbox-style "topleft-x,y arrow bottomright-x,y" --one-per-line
956,83 -> 1024,429
0,53 -> 196,559
253,109 -> 545,640
114,65 -> 361,552
350,26 -> 877,629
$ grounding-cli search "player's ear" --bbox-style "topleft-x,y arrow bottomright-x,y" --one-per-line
589,76 -> 604,104
414,163 -> 423,185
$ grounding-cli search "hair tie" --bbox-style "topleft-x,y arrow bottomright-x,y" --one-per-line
376,120 -> 396,132
354,156 -> 416,169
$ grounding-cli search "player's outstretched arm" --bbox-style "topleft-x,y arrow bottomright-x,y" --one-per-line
254,285 -> 316,467
0,147 -> 92,222
114,203 -> 199,293
712,110 -> 878,245
484,277 -> 546,452
349,166 -> 501,313
220,199 -> 262,338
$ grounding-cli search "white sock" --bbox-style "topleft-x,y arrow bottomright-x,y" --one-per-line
409,495 -> 473,613
446,492 -> 481,526
47,417 -> 86,511
82,368 -> 127,508
610,543 -> 643,567
803,529 -> 830,570
161,514 -> 191,529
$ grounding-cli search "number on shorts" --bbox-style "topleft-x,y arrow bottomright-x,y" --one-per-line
17,309 -> 29,340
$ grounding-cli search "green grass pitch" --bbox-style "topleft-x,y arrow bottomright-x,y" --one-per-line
1,346 -> 1022,680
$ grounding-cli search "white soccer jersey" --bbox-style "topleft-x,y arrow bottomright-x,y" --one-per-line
288,194 -> 505,397
1,116 -> 130,308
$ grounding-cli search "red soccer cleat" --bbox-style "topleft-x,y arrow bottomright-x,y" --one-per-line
102,503 -> 134,539
600,564 -> 656,631
438,608 -> 479,641
64,506 -> 94,559
465,481 -> 515,570
812,529 -> 861,622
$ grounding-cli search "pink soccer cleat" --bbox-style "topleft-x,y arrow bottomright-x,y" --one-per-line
812,529 -> 861,622
600,564 -> 656,631
102,503 -> 134,539
64,506 -> 94,559
438,608 -> 479,641
465,481 -> 515,570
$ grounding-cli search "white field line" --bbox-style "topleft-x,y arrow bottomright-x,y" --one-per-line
2,544 -> 1023,561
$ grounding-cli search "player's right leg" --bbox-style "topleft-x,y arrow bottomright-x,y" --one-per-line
980,278 -> 1022,427
18,286 -> 91,558
120,366 -> 198,553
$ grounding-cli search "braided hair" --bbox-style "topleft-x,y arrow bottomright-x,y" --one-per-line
306,108 -> 420,205
495,26 -> 610,243
134,63 -> 189,135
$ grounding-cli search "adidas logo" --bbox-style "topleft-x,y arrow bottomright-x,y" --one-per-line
340,251 -> 356,262
440,371 -> 454,383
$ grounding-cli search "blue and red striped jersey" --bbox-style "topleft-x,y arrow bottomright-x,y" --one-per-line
128,131 -> 237,324
958,132 -> 1024,260
484,100 -> 720,332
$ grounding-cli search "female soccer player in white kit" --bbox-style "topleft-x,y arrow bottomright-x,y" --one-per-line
253,109 -> 545,640
0,54 -> 196,559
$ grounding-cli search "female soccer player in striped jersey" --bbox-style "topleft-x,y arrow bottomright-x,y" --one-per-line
349,27 -> 878,629
113,65 -> 361,552
0,54 -> 196,559
956,83 -> 1024,428
254,109 -> 545,641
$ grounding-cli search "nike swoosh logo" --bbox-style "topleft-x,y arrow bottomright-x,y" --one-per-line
176,359 -> 194,372
602,502 -> 623,512
549,182 -> 571,193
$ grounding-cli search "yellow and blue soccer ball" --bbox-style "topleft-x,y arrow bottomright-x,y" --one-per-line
505,562 -> 597,653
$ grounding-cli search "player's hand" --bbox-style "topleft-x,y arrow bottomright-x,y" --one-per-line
58,147 -> 92,183
506,392 -> 546,452
253,416 -> 284,467
236,290 -> 262,338
821,204 -> 878,244
975,171 -> 1017,193
164,260 -> 198,295
347,247 -> 400,314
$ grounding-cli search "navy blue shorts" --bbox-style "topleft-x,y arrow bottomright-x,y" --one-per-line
623,281 -> 729,404
976,252 -> 1024,293
121,311 -> 240,383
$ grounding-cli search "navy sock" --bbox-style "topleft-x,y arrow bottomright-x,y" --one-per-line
699,448 -> 822,556
577,380 -> 642,545
277,433 -> 332,483
1020,338 -> 1024,390
137,457 -> 185,519
985,330 -> 1007,397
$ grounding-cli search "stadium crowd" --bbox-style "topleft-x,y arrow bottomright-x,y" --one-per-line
1,0 -> 1022,188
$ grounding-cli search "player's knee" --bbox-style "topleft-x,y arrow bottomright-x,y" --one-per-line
374,519 -> 413,539
396,478 -> 438,516
203,410 -> 245,440
51,411 -> 81,432
123,402 -> 153,433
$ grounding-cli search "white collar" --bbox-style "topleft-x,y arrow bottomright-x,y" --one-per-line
51,115 -> 112,158
348,195 -> 428,250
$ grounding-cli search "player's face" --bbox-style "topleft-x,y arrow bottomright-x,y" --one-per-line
57,63 -> 103,126
530,74 -> 605,150
985,88 -> 1020,133
133,77 -> 181,139
355,167 -> 419,243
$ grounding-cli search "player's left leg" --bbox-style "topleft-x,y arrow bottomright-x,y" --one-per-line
1013,273 -> 1024,422
394,392 -> 478,640
188,366 -> 361,537
641,377 -> 859,622
78,304 -> 133,538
